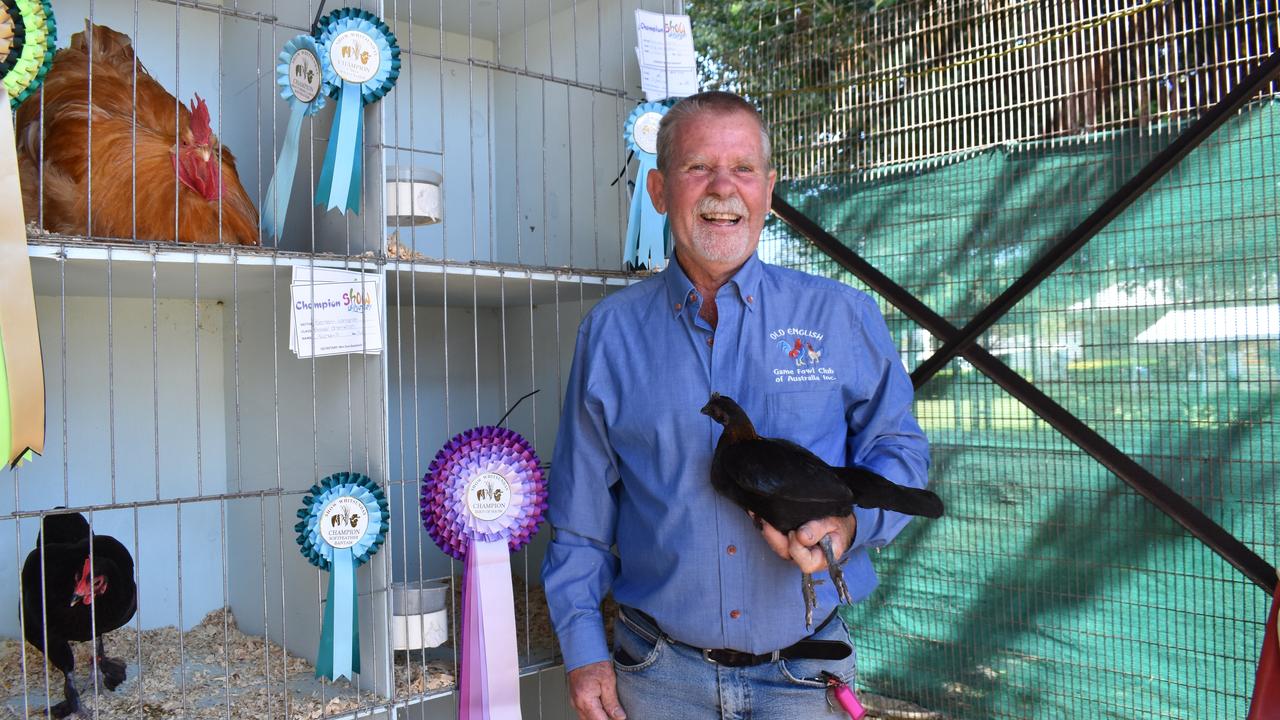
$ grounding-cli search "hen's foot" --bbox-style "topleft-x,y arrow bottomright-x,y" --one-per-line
801,573 -> 825,629
96,656 -> 128,691
819,534 -> 852,605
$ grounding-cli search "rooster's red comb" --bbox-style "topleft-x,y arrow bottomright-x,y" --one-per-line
188,94 -> 213,145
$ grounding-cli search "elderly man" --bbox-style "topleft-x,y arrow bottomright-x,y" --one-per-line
542,91 -> 931,719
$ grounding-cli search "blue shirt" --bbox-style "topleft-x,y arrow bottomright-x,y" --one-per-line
542,252 -> 931,673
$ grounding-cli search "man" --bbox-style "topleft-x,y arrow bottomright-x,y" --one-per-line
542,91 -> 930,719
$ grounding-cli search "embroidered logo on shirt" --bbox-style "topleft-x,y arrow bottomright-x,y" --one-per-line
769,327 -> 837,384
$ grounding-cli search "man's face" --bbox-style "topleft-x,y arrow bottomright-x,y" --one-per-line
647,110 -> 777,276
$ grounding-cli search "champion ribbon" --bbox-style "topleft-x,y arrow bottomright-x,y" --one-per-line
260,35 -> 328,241
0,0 -> 53,468
422,426 -> 547,720
295,472 -> 388,680
315,8 -> 400,215
622,102 -> 669,271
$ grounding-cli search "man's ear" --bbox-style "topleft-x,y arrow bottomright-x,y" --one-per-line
646,167 -> 666,214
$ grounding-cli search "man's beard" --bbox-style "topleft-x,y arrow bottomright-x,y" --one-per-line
689,197 -> 752,263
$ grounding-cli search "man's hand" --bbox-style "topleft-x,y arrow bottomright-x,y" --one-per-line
567,660 -> 627,720
757,514 -> 857,573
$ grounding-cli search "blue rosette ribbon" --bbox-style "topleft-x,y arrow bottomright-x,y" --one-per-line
315,8 -> 400,215
295,472 -> 389,680
260,34 -> 329,241
622,102 -> 670,271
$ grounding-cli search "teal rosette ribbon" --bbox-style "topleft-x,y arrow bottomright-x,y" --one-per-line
315,8 -> 400,214
295,472 -> 389,680
260,34 -> 329,241
622,101 -> 670,271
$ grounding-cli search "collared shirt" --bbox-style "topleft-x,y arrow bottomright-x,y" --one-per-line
542,252 -> 931,673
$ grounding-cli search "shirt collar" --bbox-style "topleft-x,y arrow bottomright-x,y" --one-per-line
661,252 -> 764,317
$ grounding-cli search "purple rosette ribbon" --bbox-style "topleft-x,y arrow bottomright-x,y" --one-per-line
422,426 -> 546,720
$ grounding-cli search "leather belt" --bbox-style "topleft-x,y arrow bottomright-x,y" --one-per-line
620,607 -> 852,668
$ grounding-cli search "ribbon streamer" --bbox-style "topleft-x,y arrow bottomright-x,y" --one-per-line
314,8 -> 400,215
295,472 -> 388,680
260,34 -> 328,241
422,426 -> 547,720
622,102 -> 670,271
0,0 -> 53,467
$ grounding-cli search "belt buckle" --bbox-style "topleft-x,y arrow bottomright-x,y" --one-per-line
702,649 -> 719,664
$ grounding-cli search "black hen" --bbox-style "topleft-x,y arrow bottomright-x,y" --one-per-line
21,512 -> 137,718
701,393 -> 942,626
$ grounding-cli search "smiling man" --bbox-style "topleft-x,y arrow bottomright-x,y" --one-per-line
543,92 -> 932,720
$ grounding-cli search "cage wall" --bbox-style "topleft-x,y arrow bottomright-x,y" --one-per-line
694,0 -> 1280,718
1,0 -> 670,716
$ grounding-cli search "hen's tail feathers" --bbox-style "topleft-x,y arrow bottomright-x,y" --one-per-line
839,467 -> 945,518
71,21 -> 145,70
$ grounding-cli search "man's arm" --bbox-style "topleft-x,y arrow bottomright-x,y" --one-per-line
844,293 -> 931,552
541,321 -> 626,718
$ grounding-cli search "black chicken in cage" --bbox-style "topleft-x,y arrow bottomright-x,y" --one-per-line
21,512 -> 137,719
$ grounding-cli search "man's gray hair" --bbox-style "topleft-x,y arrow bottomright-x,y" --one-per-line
655,91 -> 772,172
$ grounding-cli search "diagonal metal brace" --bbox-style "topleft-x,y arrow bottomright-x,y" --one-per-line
771,193 -> 1277,593
912,47 -> 1280,386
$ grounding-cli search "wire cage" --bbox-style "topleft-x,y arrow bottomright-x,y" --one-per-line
694,0 -> 1280,717
1,0 -> 675,718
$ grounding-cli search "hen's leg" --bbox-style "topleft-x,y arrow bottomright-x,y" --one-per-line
820,535 -> 852,605
49,670 -> 80,719
800,574 -> 828,630
95,637 -> 128,691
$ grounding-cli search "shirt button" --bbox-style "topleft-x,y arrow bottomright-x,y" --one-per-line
727,545 -> 737,555
746,295 -> 754,304
730,610 -> 741,619
689,291 -> 698,302
674,303 -> 682,311
706,337 -> 714,347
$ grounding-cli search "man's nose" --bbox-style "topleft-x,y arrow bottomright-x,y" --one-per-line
706,167 -> 736,196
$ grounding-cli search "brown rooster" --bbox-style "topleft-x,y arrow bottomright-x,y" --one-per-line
14,22 -> 259,245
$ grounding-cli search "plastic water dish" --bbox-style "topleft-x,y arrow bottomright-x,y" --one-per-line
385,167 -> 442,226
391,579 -> 449,650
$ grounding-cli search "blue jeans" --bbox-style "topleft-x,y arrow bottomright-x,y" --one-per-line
612,608 -> 858,719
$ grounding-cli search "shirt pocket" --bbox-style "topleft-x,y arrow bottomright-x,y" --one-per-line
764,389 -> 846,458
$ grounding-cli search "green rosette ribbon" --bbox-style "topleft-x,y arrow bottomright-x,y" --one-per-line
314,8 -> 400,215
295,472 -> 389,680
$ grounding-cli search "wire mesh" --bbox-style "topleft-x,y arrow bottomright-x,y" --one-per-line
695,0 -> 1280,717
1,0 -> 666,718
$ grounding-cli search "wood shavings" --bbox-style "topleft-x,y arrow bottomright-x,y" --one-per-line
386,233 -> 427,261
0,608 -> 450,719
361,232 -> 428,261
23,223 -> 51,239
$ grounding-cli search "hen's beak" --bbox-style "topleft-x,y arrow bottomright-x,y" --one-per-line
700,392 -> 721,416
70,557 -> 93,606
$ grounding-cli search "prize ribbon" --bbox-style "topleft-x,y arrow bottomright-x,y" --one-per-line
0,0 -> 52,468
622,102 -> 670,271
260,34 -> 329,241
314,8 -> 400,215
295,472 -> 389,680
2,0 -> 53,109
422,426 -> 547,720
